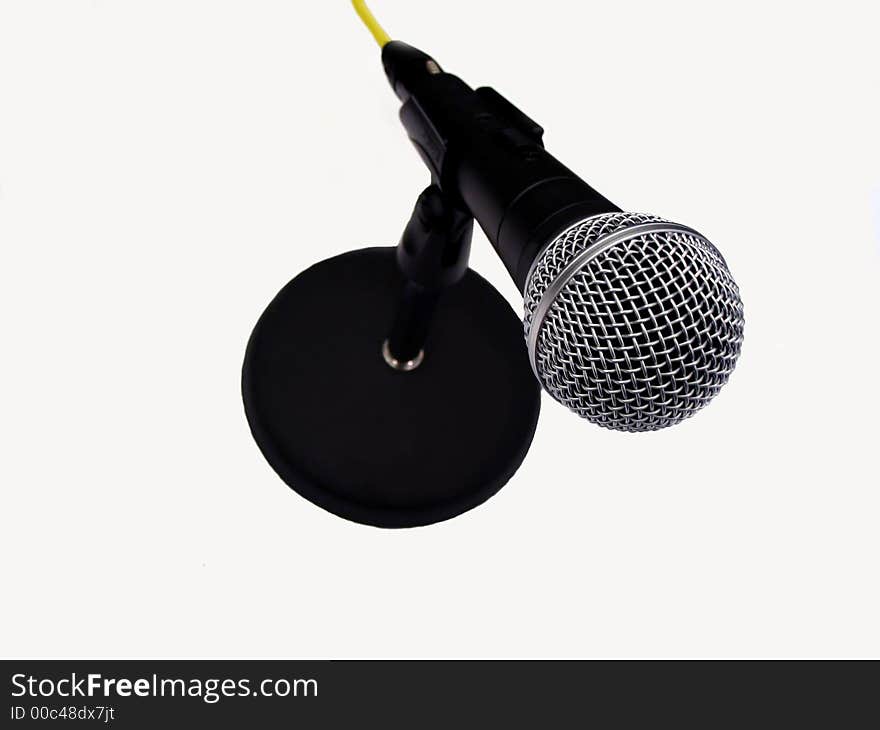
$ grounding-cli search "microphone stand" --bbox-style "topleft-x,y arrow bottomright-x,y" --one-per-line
242,183 -> 540,528
384,185 -> 472,371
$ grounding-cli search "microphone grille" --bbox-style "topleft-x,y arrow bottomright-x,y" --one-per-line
524,212 -> 744,431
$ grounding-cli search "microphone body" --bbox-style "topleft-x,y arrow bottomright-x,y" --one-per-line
383,41 -> 619,290
382,41 -> 744,432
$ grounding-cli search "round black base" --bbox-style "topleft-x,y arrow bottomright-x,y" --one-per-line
242,247 -> 540,528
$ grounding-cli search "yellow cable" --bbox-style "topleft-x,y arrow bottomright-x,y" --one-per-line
352,0 -> 392,47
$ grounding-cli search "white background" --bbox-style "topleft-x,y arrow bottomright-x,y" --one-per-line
1,0 -> 878,658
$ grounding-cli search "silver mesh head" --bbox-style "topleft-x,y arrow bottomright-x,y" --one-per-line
524,212 -> 744,431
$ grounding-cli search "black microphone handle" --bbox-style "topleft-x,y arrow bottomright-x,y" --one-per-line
383,41 -> 620,291
456,128 -> 621,291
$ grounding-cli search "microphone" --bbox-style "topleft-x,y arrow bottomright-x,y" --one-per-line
382,41 -> 744,431
242,3 -> 747,527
